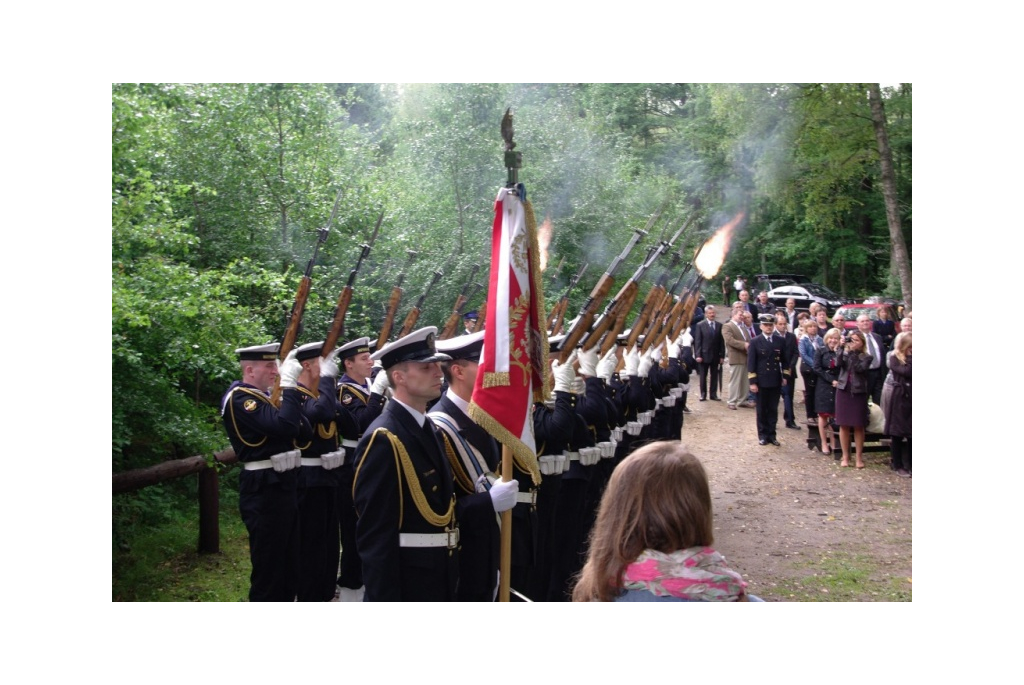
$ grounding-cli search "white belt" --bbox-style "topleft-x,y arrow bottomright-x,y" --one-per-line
567,450 -> 580,461
243,459 -> 274,470
398,529 -> 460,549
300,457 -> 323,467
516,490 -> 537,506
341,439 -> 359,448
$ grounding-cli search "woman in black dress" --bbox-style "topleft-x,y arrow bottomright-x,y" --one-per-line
813,328 -> 842,455
834,330 -> 873,468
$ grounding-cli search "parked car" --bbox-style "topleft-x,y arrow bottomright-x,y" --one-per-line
766,283 -> 851,315
753,273 -> 813,297
833,303 -> 903,333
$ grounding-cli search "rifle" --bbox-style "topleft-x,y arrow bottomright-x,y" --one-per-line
644,241 -> 708,353
555,221 -> 653,364
376,250 -> 418,349
397,265 -> 446,339
270,189 -> 341,405
322,210 -> 383,355
579,242 -> 662,355
439,264 -> 480,339
618,217 -> 693,351
547,262 -> 588,336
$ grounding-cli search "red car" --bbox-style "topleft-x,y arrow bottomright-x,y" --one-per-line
832,303 -> 902,333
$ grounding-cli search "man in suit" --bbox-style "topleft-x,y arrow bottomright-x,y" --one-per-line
737,289 -> 758,320
754,290 -> 777,317
722,305 -> 754,410
428,331 -> 518,601
748,314 -> 792,446
783,298 -> 799,329
693,304 -> 724,401
857,314 -> 886,405
773,314 -> 801,430
351,327 -> 477,600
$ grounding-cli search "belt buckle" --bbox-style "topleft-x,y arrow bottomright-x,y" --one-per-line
528,489 -> 537,507
446,528 -> 460,549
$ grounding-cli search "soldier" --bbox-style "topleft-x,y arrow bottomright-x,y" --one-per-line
428,331 -> 518,601
292,341 -> 358,601
463,310 -> 479,334
337,337 -> 390,435
351,327 -> 460,601
748,314 -> 793,446
221,343 -> 309,601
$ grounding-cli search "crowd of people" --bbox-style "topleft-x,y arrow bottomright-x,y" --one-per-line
220,289 -> 911,602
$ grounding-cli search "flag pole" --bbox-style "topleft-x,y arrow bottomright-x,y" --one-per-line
497,107 -> 520,603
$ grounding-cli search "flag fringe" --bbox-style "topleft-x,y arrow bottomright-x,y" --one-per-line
468,401 -> 541,485
482,371 -> 510,388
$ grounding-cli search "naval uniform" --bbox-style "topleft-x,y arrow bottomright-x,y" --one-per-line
352,400 -> 459,601
221,381 -> 309,601
747,332 -> 792,443
429,391 -> 501,602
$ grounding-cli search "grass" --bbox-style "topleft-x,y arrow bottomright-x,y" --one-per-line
113,484 -> 251,602
766,551 -> 912,602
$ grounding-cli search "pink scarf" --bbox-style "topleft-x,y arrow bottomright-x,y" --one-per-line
621,547 -> 748,601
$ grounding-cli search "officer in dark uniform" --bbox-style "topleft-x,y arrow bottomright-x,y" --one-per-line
429,331 -> 518,601
334,337 -> 384,600
351,327 -> 460,601
748,314 -> 793,446
292,341 -> 359,601
221,343 -> 310,601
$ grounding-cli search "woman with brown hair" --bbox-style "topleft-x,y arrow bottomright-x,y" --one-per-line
883,332 -> 912,477
571,441 -> 758,602
834,330 -> 873,469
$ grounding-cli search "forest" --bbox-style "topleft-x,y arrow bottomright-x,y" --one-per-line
111,82 -> 911,479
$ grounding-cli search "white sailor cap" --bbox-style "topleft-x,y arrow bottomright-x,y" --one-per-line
235,342 -> 280,361
295,341 -> 325,362
435,331 -> 484,362
337,337 -> 371,361
372,326 -> 451,369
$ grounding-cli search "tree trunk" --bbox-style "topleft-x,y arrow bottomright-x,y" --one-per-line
867,84 -> 912,311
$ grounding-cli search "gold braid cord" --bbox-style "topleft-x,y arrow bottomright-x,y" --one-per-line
227,387 -> 269,448
440,432 -> 476,495
381,429 -> 455,529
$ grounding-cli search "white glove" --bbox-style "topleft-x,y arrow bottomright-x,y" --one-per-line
596,348 -> 617,382
638,349 -> 654,377
570,376 -> 586,395
650,345 -> 663,364
277,350 -> 301,389
623,345 -> 641,377
488,477 -> 519,513
667,340 -> 680,359
370,368 -> 390,396
320,448 -> 345,470
577,346 -> 599,377
552,353 -> 577,393
318,352 -> 339,379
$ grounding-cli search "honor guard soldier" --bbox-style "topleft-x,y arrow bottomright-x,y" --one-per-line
351,327 -> 460,601
462,310 -> 479,334
748,314 -> 793,446
334,336 -> 385,599
338,337 -> 389,435
292,341 -> 359,601
428,331 -> 518,601
221,343 -> 311,601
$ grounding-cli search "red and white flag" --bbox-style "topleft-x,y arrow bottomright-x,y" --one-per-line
469,187 -> 548,480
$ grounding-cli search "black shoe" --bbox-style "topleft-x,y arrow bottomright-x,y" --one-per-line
758,439 -> 768,446
770,439 -> 780,446
699,396 -> 707,401
682,407 -> 692,414
785,422 -> 800,430
710,396 -> 721,401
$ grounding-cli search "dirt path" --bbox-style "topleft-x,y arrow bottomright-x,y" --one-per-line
679,372 -> 912,601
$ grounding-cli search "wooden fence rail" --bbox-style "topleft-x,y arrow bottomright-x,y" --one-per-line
113,448 -> 238,554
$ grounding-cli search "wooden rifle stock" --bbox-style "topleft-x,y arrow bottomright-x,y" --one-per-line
548,299 -> 569,336
376,281 -> 404,349
397,306 -> 422,340
625,284 -> 665,351
584,280 -> 639,353
557,273 -> 614,363
599,286 -> 640,357
439,294 -> 468,340
270,277 -> 311,406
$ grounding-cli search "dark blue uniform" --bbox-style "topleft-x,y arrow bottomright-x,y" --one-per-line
352,401 -> 459,601
221,382 -> 309,601
747,333 -> 792,444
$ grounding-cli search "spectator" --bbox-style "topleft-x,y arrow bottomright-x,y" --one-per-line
873,306 -> 896,348
883,332 -> 912,477
754,291 -> 777,317
733,275 -> 746,300
834,330 -> 872,469
813,328 -> 842,455
572,441 -> 759,602
798,319 -> 823,426
721,276 -> 730,304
